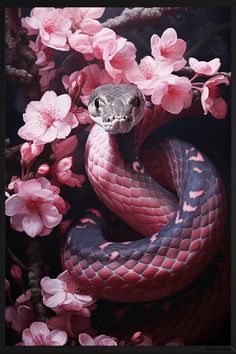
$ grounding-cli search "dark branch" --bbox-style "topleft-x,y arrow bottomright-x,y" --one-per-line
102,7 -> 191,32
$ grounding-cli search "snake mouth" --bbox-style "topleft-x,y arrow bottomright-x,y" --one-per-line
102,117 -> 133,134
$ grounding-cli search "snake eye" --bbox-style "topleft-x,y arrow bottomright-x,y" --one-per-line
95,98 -> 100,109
131,97 -> 142,108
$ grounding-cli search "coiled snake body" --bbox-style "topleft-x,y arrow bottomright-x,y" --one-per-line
63,84 -> 226,305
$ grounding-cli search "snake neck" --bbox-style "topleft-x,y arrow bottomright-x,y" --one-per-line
85,124 -> 178,237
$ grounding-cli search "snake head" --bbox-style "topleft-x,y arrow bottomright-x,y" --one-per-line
88,84 -> 145,134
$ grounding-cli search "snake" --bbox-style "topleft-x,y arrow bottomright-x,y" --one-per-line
63,84 -> 226,311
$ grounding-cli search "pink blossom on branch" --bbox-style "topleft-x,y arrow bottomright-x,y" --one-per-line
23,8 -> 71,51
18,91 -> 78,145
189,57 -> 221,75
5,305 -> 34,333
40,270 -> 96,316
29,36 -> 55,71
53,157 -> 85,187
151,28 -> 186,71
47,311 -> 92,338
5,290 -> 34,333
51,135 -> 78,161
130,331 -> 153,346
201,75 -> 229,119
62,64 -> 114,106
17,322 -> 68,346
92,28 -> 137,84
151,75 -> 193,114
5,178 -> 68,237
79,333 -> 118,346
20,142 -> 44,163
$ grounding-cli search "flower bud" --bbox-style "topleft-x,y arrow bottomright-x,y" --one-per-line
10,265 -> 23,287
20,142 -> 44,163
37,163 -> 50,175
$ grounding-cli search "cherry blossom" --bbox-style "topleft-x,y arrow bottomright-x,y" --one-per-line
29,36 -> 55,71
62,64 -> 114,106
5,305 -> 34,333
17,322 -> 68,346
151,28 -> 186,71
5,290 -> 34,333
92,28 -> 137,83
5,178 -> 68,237
53,157 -> 85,187
23,8 -> 71,51
68,31 -> 93,55
201,75 -> 229,119
51,135 -> 78,161
153,75 -> 192,114
18,91 -> 78,145
40,270 -> 96,316
79,333 -> 118,346
47,311 -> 92,338
10,265 -> 23,286
39,68 -> 56,93
189,57 -> 221,75
131,331 -> 153,346
20,142 -> 44,163
63,7 -> 105,31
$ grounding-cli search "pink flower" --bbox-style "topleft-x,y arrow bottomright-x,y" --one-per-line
8,176 -> 22,192
18,91 -> 78,145
20,142 -> 44,163
23,8 -> 71,51
201,75 -> 229,119
62,64 -> 114,106
5,178 -> 68,237
53,157 -> 85,187
70,107 -> 93,125
40,270 -> 96,316
29,36 -> 55,71
37,164 -> 50,175
10,265 -> 23,286
5,305 -> 34,333
47,311 -> 92,338
17,322 -> 68,346
79,333 -> 118,346
151,28 -> 186,71
5,290 -> 34,333
68,30 -> 93,54
39,68 -> 56,93
51,135 -> 78,161
131,331 -> 153,346
151,74 -> 193,114
92,28 -> 137,84
189,57 -> 221,75
63,7 -> 105,30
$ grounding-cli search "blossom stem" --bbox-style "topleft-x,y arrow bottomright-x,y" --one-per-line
190,74 -> 199,82
27,239 -> 48,322
191,86 -> 203,92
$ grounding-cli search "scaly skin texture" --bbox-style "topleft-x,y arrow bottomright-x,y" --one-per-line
63,113 -> 226,303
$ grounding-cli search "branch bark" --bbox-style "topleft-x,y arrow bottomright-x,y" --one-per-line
102,7 -> 191,32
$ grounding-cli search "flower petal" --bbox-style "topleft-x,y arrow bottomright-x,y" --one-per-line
30,322 -> 50,339
50,330 -> 68,345
5,195 -> 26,216
23,212 -> 44,237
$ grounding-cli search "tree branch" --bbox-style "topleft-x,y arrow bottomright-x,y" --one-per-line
102,7 -> 191,32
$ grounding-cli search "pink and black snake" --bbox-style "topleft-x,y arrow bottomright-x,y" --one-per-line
63,84 -> 228,339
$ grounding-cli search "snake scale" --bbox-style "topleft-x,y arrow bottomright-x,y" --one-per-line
63,84 -> 228,342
